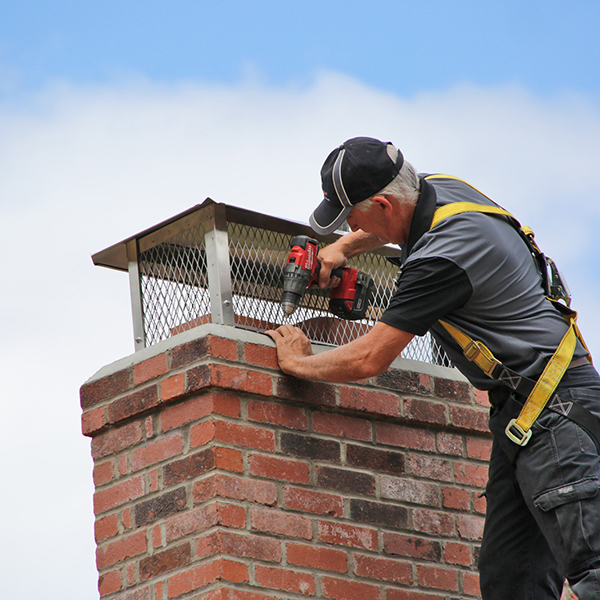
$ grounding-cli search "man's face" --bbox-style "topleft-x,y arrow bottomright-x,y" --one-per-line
346,201 -> 395,244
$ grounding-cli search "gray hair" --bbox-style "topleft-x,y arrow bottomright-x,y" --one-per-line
354,145 -> 420,213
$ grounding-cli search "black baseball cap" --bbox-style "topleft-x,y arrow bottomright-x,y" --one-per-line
309,137 -> 404,235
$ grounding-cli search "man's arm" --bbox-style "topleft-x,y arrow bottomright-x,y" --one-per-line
265,321 -> 414,382
317,229 -> 383,287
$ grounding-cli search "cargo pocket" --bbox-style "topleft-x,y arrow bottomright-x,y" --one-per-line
533,478 -> 600,572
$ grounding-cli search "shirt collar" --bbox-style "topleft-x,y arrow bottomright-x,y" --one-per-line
402,176 -> 437,259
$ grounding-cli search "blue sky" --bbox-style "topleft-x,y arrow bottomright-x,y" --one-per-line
2,1 -> 600,99
1,2 -> 600,599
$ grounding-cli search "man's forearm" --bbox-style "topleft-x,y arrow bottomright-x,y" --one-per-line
334,230 -> 384,258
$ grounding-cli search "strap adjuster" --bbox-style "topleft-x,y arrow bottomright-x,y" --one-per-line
463,340 -> 500,377
505,419 -> 532,446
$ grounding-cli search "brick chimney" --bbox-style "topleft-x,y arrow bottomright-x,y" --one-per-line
80,323 -> 492,600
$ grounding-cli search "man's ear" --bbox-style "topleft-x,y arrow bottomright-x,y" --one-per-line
371,195 -> 392,211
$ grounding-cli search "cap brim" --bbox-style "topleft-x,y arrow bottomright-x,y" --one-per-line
309,199 -> 352,236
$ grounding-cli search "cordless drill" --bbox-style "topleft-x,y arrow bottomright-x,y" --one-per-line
281,235 -> 374,320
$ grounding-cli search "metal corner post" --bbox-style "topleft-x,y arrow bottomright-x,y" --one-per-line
126,239 -> 147,351
204,204 -> 235,326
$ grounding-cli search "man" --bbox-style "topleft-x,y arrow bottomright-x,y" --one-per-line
266,137 -> 600,599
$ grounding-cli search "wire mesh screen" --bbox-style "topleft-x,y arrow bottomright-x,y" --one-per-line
138,220 -> 211,346
226,221 -> 450,366
131,201 -> 450,367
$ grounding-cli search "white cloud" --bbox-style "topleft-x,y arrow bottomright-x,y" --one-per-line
1,72 -> 600,599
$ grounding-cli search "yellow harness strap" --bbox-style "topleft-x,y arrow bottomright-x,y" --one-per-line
428,185 -> 582,446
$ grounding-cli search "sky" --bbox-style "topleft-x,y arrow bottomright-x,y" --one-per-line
1,1 -> 600,598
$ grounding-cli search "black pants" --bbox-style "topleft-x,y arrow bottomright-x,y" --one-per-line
479,364 -> 600,600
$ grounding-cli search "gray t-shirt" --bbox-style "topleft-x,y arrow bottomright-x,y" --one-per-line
379,175 -> 587,390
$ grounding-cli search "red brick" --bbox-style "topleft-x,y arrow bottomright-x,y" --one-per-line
92,421 -> 143,460
354,554 -> 413,584
247,400 -> 308,430
243,342 -> 279,369
408,455 -> 453,482
248,454 -> 310,484
219,530 -> 282,562
436,431 -> 464,456
350,499 -> 409,528
82,407 -> 106,435
281,432 -> 340,462
444,542 -> 472,566
131,434 -> 183,471
220,558 -> 250,583
95,513 -> 119,542
167,559 -> 220,597
457,514 -> 485,541
215,446 -> 244,472
454,462 -> 489,488
376,423 -> 435,452
380,476 -> 440,507
316,466 -> 375,495
189,420 -> 215,447
195,531 -> 221,560
473,387 -> 489,407
403,398 -> 447,425
107,385 -> 160,425
134,487 -> 187,526
212,420 -> 275,451
382,532 -> 442,561
433,378 -> 471,402
461,570 -> 481,596
442,487 -> 470,511
275,377 -> 336,407
98,570 -> 122,596
413,509 -> 456,537
134,353 -> 169,385
283,486 -> 344,517
340,386 -> 401,417
251,507 -> 312,540
94,475 -> 145,514
312,412 -> 372,441
286,542 -> 348,573
161,395 -> 214,431
255,565 -> 316,595
375,369 -> 431,395
321,575 -> 382,600
450,406 -> 489,433
346,444 -> 405,474
207,336 -> 239,360
318,521 -> 377,551
97,530 -> 147,569
80,369 -> 131,409
140,543 -> 191,580
473,491 -> 487,514
111,588 -> 152,600
466,436 -> 493,460
209,364 -> 272,396
216,502 -> 246,528
160,374 -> 185,402
165,504 -> 219,543
94,461 -> 114,486
163,448 -> 215,486
195,473 -> 278,506
417,564 -> 459,592
386,590 -> 445,600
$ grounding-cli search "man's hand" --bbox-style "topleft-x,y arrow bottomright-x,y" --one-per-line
316,244 -> 348,289
265,325 -> 313,376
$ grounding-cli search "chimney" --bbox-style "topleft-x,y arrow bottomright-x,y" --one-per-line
82,200 -> 491,599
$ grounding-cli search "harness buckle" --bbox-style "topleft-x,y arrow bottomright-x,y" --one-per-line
505,419 -> 532,446
463,340 -> 500,377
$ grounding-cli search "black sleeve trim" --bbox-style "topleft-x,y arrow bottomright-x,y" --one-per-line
379,257 -> 473,336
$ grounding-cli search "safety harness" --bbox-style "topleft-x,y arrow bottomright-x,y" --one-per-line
425,175 -> 598,449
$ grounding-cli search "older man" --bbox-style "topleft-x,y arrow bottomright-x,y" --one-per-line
266,137 -> 600,599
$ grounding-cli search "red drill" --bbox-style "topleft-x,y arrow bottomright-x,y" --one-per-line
281,235 -> 374,320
